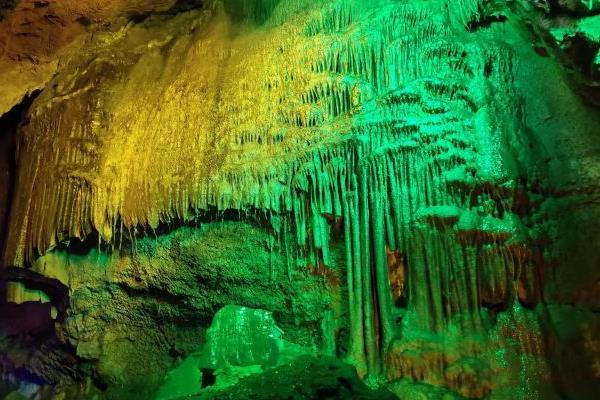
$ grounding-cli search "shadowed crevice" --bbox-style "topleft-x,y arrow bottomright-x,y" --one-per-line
0,90 -> 41,269
0,0 -> 18,21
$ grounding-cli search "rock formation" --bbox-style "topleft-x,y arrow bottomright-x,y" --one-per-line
0,1 -> 599,399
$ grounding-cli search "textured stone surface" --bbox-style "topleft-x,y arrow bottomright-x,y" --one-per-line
0,0 -> 599,399
200,305 -> 285,369
558,0 -> 600,14
0,0 -> 187,116
191,355 -> 399,400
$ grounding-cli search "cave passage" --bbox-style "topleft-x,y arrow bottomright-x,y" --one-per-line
0,1 -> 599,399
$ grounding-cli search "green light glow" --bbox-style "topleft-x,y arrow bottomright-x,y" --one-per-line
1,0 -> 599,399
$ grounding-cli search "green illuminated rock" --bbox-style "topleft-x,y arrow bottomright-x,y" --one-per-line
194,355 -> 399,400
201,305 -> 288,369
155,354 -> 203,400
156,305 -> 313,399
0,0 -> 599,399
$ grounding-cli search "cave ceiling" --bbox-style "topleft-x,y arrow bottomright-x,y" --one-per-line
0,1 -> 599,399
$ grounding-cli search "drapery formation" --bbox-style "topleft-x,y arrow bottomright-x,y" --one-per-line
3,0 -> 551,391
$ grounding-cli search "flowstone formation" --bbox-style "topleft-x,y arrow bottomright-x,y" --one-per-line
1,0 -> 599,399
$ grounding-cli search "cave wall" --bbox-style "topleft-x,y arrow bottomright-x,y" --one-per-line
0,0 -> 599,399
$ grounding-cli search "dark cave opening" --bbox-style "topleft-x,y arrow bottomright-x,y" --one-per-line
200,368 -> 216,389
563,32 -> 600,80
0,90 -> 40,268
466,14 -> 508,32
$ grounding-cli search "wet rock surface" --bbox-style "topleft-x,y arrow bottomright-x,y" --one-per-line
192,355 -> 398,400
2,222 -> 337,399
0,1 -> 599,399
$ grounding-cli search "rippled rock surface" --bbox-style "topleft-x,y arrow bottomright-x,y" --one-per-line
1,1 -> 599,399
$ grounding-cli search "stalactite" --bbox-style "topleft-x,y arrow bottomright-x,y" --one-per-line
3,0 -> 549,393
